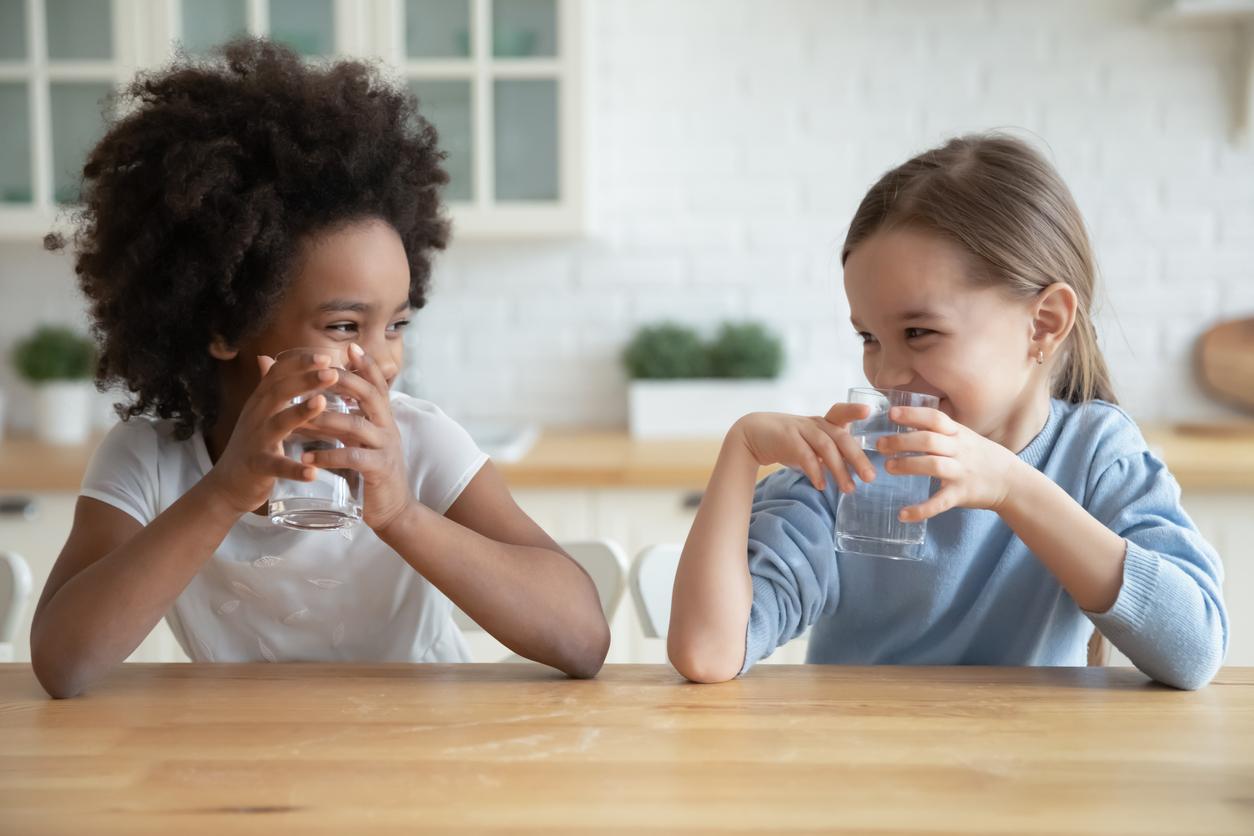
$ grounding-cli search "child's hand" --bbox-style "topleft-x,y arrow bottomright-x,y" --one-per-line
733,403 -> 876,493
876,406 -> 1023,522
300,343 -> 412,533
203,350 -> 335,515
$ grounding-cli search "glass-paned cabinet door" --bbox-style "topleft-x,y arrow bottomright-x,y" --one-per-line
0,0 -> 126,234
176,0 -> 340,58
396,0 -> 582,236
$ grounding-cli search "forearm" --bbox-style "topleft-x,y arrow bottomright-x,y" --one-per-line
667,423 -> 759,683
998,460 -> 1127,613
378,502 -> 609,678
31,479 -> 241,697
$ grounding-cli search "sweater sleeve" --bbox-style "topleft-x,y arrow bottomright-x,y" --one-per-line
740,468 -> 841,675
1083,451 -> 1228,690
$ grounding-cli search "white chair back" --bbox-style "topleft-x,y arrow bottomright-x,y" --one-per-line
630,544 -> 682,639
0,551 -> 33,663
453,539 -> 629,633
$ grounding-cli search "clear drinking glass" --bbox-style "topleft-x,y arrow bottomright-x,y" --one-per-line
268,347 -> 363,531
834,387 -> 940,561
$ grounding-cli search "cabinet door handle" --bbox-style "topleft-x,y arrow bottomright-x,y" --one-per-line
0,496 -> 39,520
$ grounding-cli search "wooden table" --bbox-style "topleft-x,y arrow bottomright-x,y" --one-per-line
2,664 -> 1252,834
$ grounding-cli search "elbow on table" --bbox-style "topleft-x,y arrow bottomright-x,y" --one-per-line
30,643 -> 90,700
557,618 -> 611,680
667,635 -> 742,684
1153,661 -> 1219,691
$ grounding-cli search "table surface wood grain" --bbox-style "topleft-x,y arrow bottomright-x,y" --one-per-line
2,663 -> 1252,834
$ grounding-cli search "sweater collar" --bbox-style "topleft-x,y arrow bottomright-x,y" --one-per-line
1016,398 -> 1064,469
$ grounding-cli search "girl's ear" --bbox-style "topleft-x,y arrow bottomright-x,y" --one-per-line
208,335 -> 239,361
1030,282 -> 1078,362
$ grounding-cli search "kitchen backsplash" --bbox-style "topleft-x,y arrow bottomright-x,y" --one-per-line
2,0 -> 1252,432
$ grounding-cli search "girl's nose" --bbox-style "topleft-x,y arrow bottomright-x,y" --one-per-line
871,355 -> 914,390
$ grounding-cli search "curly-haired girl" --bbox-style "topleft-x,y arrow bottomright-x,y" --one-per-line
31,38 -> 610,697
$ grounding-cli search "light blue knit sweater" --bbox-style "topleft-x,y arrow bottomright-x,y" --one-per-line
742,399 -> 1228,689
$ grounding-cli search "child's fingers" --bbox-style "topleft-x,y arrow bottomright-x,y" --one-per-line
823,402 -> 873,427
300,445 -> 377,474
790,430 -> 827,491
305,410 -> 384,449
877,430 -> 956,457
884,454 -> 958,481
259,452 -> 316,482
900,486 -> 959,522
889,406 -> 957,435
800,423 -> 852,493
326,367 -> 388,425
813,420 -> 876,483
348,342 -> 392,399
264,394 -> 326,443
261,367 -> 340,412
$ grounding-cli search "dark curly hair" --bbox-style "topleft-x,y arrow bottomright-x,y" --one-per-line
47,37 -> 450,439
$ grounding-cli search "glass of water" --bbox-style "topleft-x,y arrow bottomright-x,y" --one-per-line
268,347 -> 363,532
834,387 -> 940,561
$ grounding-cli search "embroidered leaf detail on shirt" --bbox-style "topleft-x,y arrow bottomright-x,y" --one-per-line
253,555 -> 284,568
216,599 -> 241,616
305,577 -> 344,590
281,608 -> 310,625
339,527 -> 354,542
258,636 -> 278,663
332,622 -> 346,648
230,580 -> 264,599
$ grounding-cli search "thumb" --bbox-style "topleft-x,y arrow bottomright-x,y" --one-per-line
257,354 -> 276,376
823,402 -> 873,427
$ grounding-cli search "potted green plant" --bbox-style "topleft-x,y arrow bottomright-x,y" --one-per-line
623,321 -> 796,438
11,325 -> 97,445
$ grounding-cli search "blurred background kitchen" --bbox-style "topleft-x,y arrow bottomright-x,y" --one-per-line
1,0 -> 1252,667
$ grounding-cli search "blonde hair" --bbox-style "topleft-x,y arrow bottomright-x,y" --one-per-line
842,133 -> 1116,406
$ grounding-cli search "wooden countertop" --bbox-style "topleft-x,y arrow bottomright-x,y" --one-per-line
2,663 -> 1251,834
2,424 -> 1254,493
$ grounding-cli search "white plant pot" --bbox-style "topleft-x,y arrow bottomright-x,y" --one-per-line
32,381 -> 94,445
628,379 -> 800,439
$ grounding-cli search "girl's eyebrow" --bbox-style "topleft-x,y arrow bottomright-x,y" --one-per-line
850,310 -> 944,329
317,299 -> 412,315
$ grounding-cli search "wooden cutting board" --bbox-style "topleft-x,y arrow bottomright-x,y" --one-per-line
1197,318 -> 1254,414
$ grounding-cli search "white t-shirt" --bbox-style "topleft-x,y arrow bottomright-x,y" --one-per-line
79,392 -> 488,664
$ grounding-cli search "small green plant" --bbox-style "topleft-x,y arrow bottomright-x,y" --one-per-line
12,325 -> 96,383
623,323 -> 710,380
623,320 -> 784,380
708,322 -> 784,379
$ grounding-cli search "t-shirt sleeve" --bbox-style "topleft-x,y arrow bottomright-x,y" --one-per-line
392,394 -> 489,515
78,418 -> 161,526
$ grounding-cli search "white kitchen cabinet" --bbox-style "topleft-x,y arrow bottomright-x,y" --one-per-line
0,0 -> 140,237
0,0 -> 585,241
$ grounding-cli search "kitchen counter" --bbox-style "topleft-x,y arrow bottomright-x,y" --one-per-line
2,424 -> 1253,493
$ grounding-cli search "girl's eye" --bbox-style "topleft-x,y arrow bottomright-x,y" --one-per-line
857,332 -> 877,345
327,322 -> 358,334
905,328 -> 934,340
388,319 -> 411,333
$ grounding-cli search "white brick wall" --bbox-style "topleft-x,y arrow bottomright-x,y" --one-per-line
2,0 -> 1252,431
